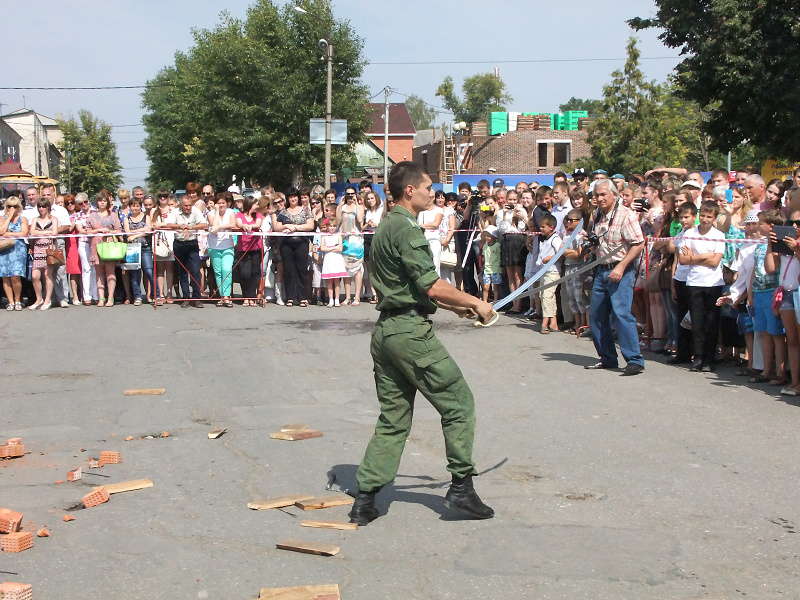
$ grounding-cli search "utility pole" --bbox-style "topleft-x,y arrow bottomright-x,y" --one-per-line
324,40 -> 333,188
383,86 -> 390,188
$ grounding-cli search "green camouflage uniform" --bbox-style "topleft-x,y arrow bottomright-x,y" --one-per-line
355,205 -> 477,492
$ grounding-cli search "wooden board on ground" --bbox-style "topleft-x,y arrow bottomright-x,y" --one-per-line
259,584 -> 340,600
123,388 -> 166,396
275,540 -> 340,557
270,430 -> 323,441
280,424 -> 310,433
208,428 -> 227,439
98,479 -> 154,495
248,495 -> 314,510
294,495 -> 354,510
300,520 -> 357,531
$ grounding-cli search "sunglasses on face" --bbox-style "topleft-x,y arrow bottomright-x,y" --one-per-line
565,217 -> 582,222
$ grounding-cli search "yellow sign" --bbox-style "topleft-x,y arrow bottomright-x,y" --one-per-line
762,159 -> 800,182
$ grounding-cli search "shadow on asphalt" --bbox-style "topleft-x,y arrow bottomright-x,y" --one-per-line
540,352 -> 598,367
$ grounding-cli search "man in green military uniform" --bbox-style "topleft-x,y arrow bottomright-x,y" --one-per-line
349,161 -> 496,526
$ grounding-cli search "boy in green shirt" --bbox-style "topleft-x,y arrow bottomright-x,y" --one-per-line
481,225 -> 503,302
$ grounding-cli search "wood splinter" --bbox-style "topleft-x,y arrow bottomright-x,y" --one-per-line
123,388 -> 166,396
294,495 -> 354,511
300,520 -> 358,531
258,584 -> 340,600
275,540 -> 340,557
269,430 -> 323,441
248,495 -> 314,510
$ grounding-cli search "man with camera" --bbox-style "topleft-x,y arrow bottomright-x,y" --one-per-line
456,180 -> 491,296
584,180 -> 645,376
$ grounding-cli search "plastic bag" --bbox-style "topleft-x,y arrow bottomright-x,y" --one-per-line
122,242 -> 142,270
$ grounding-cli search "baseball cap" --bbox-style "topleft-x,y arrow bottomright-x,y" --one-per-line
484,225 -> 499,238
492,178 -> 505,189
681,180 -> 703,190
572,168 -> 587,179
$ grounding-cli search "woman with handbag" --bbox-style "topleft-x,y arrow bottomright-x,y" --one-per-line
123,197 -> 154,305
0,197 -> 29,311
63,195 -> 83,305
27,198 -> 59,310
151,192 -> 176,305
85,190 -> 122,307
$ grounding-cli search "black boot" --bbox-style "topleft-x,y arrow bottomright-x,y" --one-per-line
444,475 -> 494,519
348,490 -> 379,526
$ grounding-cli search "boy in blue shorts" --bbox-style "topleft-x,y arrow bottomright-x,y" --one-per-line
481,225 -> 503,302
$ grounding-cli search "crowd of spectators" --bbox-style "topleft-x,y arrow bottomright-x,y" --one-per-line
3,165 -> 800,388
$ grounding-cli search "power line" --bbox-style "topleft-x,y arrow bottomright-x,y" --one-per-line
0,55 -> 682,91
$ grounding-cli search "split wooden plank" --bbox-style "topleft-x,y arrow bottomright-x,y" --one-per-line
123,388 -> 166,396
208,428 -> 227,439
258,584 -> 340,600
275,540 -> 340,557
294,495 -> 354,511
300,520 -> 357,531
269,430 -> 323,441
280,424 -> 310,433
98,479 -> 154,495
248,495 -> 314,510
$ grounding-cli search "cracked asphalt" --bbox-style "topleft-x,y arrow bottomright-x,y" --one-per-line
2,304 -> 800,599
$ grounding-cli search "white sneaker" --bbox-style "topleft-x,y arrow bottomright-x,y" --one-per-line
39,304 -> 51,311
327,300 -> 334,308
523,308 -> 535,317
334,299 -> 341,307
60,300 -> 69,308
276,298 -> 285,306
72,299 -> 81,306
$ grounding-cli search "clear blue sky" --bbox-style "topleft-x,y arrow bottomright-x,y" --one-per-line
4,0 -> 678,189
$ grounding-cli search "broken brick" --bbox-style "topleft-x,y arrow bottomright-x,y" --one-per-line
0,532 -> 33,553
36,528 -> 50,538
0,444 -> 25,458
82,487 -> 110,509
67,467 -> 82,482
62,515 -> 75,522
98,451 -> 121,465
0,509 -> 23,534
0,582 -> 33,600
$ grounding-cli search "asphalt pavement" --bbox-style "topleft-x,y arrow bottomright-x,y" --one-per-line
2,303 -> 799,599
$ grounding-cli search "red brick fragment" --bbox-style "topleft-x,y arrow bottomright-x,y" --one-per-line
98,450 -> 121,465
0,532 -> 33,553
0,509 -> 23,533
81,487 -> 110,508
0,582 -> 33,600
36,528 -> 50,537
62,515 -> 75,522
67,467 -> 82,481
0,444 -> 25,458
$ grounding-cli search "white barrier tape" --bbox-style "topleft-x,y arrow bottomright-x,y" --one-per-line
525,244 -> 626,296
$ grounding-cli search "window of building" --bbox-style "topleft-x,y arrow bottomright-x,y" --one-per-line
553,143 -> 570,166
537,143 -> 548,167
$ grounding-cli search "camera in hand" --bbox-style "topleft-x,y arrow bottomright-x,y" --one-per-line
772,225 -> 797,256
581,232 -> 600,252
633,198 -> 650,212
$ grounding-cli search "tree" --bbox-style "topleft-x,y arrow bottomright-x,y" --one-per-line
585,38 -> 693,174
435,72 -> 512,124
630,0 -> 800,160
404,95 -> 436,130
57,110 -> 122,196
142,0 -> 370,190
558,97 -> 604,116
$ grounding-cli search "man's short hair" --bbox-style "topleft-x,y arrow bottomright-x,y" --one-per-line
185,181 -> 201,194
759,209 -> 785,226
553,181 -> 569,194
746,174 -> 765,186
539,214 -> 557,228
593,179 -> 617,196
388,161 -> 426,200
477,179 -> 490,189
699,201 -> 720,216
553,171 -> 568,181
711,168 -> 729,180
457,182 -> 472,193
679,202 -> 698,216
132,185 -> 145,194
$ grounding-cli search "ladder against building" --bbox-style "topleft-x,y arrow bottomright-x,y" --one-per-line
442,136 -> 456,184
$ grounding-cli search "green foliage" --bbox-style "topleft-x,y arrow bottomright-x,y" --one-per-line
558,97 -> 604,116
142,0 -> 370,190
57,110 -> 122,196
404,95 -> 436,130
435,73 -> 512,124
630,0 -> 800,160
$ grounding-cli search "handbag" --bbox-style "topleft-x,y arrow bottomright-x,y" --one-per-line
97,236 -> 127,262
122,242 -> 142,271
342,234 -> 364,259
772,256 -> 795,312
45,248 -> 65,266
440,246 -> 457,268
154,232 -> 172,258
0,238 -> 15,252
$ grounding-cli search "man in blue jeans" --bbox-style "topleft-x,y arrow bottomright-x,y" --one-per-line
165,196 -> 207,308
585,180 -> 645,376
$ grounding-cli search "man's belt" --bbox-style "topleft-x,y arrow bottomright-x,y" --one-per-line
379,306 -> 428,318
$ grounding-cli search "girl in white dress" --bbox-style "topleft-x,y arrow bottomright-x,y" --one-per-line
319,218 -> 348,307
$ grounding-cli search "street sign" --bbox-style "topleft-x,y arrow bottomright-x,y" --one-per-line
309,119 -> 348,145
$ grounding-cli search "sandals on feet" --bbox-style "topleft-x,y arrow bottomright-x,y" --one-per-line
299,300 -> 309,307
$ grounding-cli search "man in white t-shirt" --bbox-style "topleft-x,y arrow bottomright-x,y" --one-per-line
677,200 -> 726,371
669,203 -> 699,365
